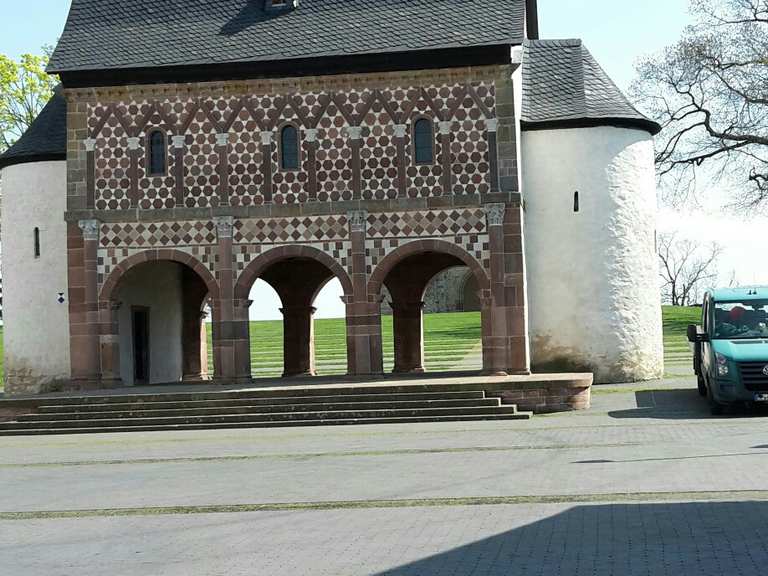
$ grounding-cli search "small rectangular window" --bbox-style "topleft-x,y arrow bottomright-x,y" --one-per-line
34,227 -> 41,258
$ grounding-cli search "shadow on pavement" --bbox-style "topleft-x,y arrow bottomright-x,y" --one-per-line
607,389 -> 768,420
374,501 -> 768,575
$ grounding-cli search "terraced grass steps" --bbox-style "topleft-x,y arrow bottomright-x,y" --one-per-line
0,385 -> 531,435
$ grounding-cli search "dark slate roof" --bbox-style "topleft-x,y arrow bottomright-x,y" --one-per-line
0,91 -> 67,170
48,0 -> 526,73
521,39 -> 660,134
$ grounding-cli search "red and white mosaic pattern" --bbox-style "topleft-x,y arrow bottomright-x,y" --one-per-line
233,216 -> 349,244
233,242 -> 353,277
86,81 -> 496,210
99,221 -> 217,248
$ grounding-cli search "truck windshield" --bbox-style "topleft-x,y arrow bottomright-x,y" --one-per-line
713,299 -> 768,339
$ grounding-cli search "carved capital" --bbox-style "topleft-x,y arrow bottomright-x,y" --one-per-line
213,216 -> 234,239
485,203 -> 506,227
346,126 -> 363,140
171,135 -> 186,149
215,133 -> 230,147
438,121 -> 453,136
78,219 -> 100,241
485,118 -> 499,132
260,131 -> 273,146
304,128 -> 318,143
393,124 -> 407,138
347,210 -> 368,233
83,138 -> 97,152
126,137 -> 140,151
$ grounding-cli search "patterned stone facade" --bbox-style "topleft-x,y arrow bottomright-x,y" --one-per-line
63,65 -> 529,386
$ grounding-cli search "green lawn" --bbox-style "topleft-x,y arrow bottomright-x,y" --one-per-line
662,305 -> 700,367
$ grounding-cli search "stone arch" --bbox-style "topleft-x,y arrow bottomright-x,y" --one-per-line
367,239 -> 489,298
234,244 -> 353,301
232,244 -> 354,378
97,249 -> 220,387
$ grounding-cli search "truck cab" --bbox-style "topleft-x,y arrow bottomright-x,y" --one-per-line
689,287 -> 768,414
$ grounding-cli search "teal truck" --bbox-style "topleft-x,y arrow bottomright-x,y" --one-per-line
688,287 -> 768,414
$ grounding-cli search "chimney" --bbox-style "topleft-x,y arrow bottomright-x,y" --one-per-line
525,0 -> 539,39
265,0 -> 299,12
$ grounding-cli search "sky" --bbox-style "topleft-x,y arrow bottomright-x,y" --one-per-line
1,0 -> 764,318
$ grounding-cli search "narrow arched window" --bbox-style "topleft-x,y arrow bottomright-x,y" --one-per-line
148,131 -> 166,176
280,125 -> 299,170
33,227 -> 40,258
413,118 -> 434,165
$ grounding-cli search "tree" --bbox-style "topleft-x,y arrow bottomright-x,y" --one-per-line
0,49 -> 57,153
658,233 -> 723,306
634,0 -> 768,209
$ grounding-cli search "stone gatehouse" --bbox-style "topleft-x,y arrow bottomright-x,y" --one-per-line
0,0 -> 664,395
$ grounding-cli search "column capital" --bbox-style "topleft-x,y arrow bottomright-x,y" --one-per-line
346,126 -> 363,140
485,203 -> 506,227
304,128 -> 318,142
78,219 -> 100,241
393,124 -> 407,138
438,121 -> 453,135
83,138 -> 97,152
215,133 -> 230,147
260,131 -> 273,145
213,216 -> 234,239
347,209 -> 368,233
171,135 -> 186,149
485,118 -> 499,132
126,137 -> 140,151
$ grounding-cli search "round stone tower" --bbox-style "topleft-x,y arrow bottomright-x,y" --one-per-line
520,40 -> 664,383
0,90 -> 71,395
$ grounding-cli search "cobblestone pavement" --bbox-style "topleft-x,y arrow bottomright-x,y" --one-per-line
2,375 -> 768,575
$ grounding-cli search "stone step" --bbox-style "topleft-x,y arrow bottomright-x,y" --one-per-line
0,405 -> 525,430
18,384 -> 500,406
0,413 -> 532,436
35,391 -> 488,413
27,398 -> 503,421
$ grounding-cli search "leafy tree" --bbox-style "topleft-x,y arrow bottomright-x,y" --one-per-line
0,50 -> 57,152
658,232 -> 723,306
634,0 -> 768,209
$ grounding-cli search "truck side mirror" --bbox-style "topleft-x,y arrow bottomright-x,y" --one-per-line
687,324 -> 708,343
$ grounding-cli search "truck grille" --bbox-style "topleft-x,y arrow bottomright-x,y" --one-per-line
738,362 -> 768,391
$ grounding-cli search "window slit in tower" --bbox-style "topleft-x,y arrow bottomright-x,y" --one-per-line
573,191 -> 580,213
34,227 -> 41,258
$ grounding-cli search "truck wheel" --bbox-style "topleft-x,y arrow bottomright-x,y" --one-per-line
708,383 -> 725,416
697,374 -> 707,397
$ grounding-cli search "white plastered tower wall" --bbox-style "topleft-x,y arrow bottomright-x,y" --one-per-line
0,161 -> 71,394
522,126 -> 664,383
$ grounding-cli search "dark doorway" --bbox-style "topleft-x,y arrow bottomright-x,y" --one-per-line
132,306 -> 150,384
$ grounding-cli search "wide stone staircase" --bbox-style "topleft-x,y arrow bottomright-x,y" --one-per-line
0,384 -> 532,435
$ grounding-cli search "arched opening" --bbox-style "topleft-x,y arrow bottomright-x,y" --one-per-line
234,247 -> 353,379
369,242 -> 488,374
109,260 -> 210,385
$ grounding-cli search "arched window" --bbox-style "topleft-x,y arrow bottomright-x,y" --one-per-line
413,118 -> 434,164
280,125 -> 299,170
148,131 -> 166,176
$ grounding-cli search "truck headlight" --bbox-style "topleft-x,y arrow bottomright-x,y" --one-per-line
716,353 -> 730,376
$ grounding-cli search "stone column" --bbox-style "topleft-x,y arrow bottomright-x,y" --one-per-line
393,124 -> 407,197
260,131 -> 274,203
305,128 -> 319,201
172,135 -> 186,207
215,132 -> 230,206
392,301 -> 425,373
438,121 -> 453,195
484,203 -> 530,375
346,210 -> 383,375
69,219 -> 101,387
127,136 -> 140,208
281,305 -> 317,377
84,138 -> 96,209
232,298 -> 253,383
347,126 -> 363,199
212,216 -> 237,382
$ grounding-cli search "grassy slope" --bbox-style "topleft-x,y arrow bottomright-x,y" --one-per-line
0,306 -> 698,389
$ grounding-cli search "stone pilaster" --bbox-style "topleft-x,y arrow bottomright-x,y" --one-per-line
486,118 -> 499,193
216,132 -> 230,206
391,301 -> 425,373
260,131 -> 274,203
212,216 -> 238,382
127,136 -> 140,208
83,138 -> 96,209
393,124 -> 407,197
69,219 -> 101,386
172,135 -> 186,207
438,121 -> 453,195
347,126 -> 363,199
305,128 -> 319,201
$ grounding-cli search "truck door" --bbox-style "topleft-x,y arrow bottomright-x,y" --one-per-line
701,295 -> 712,379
